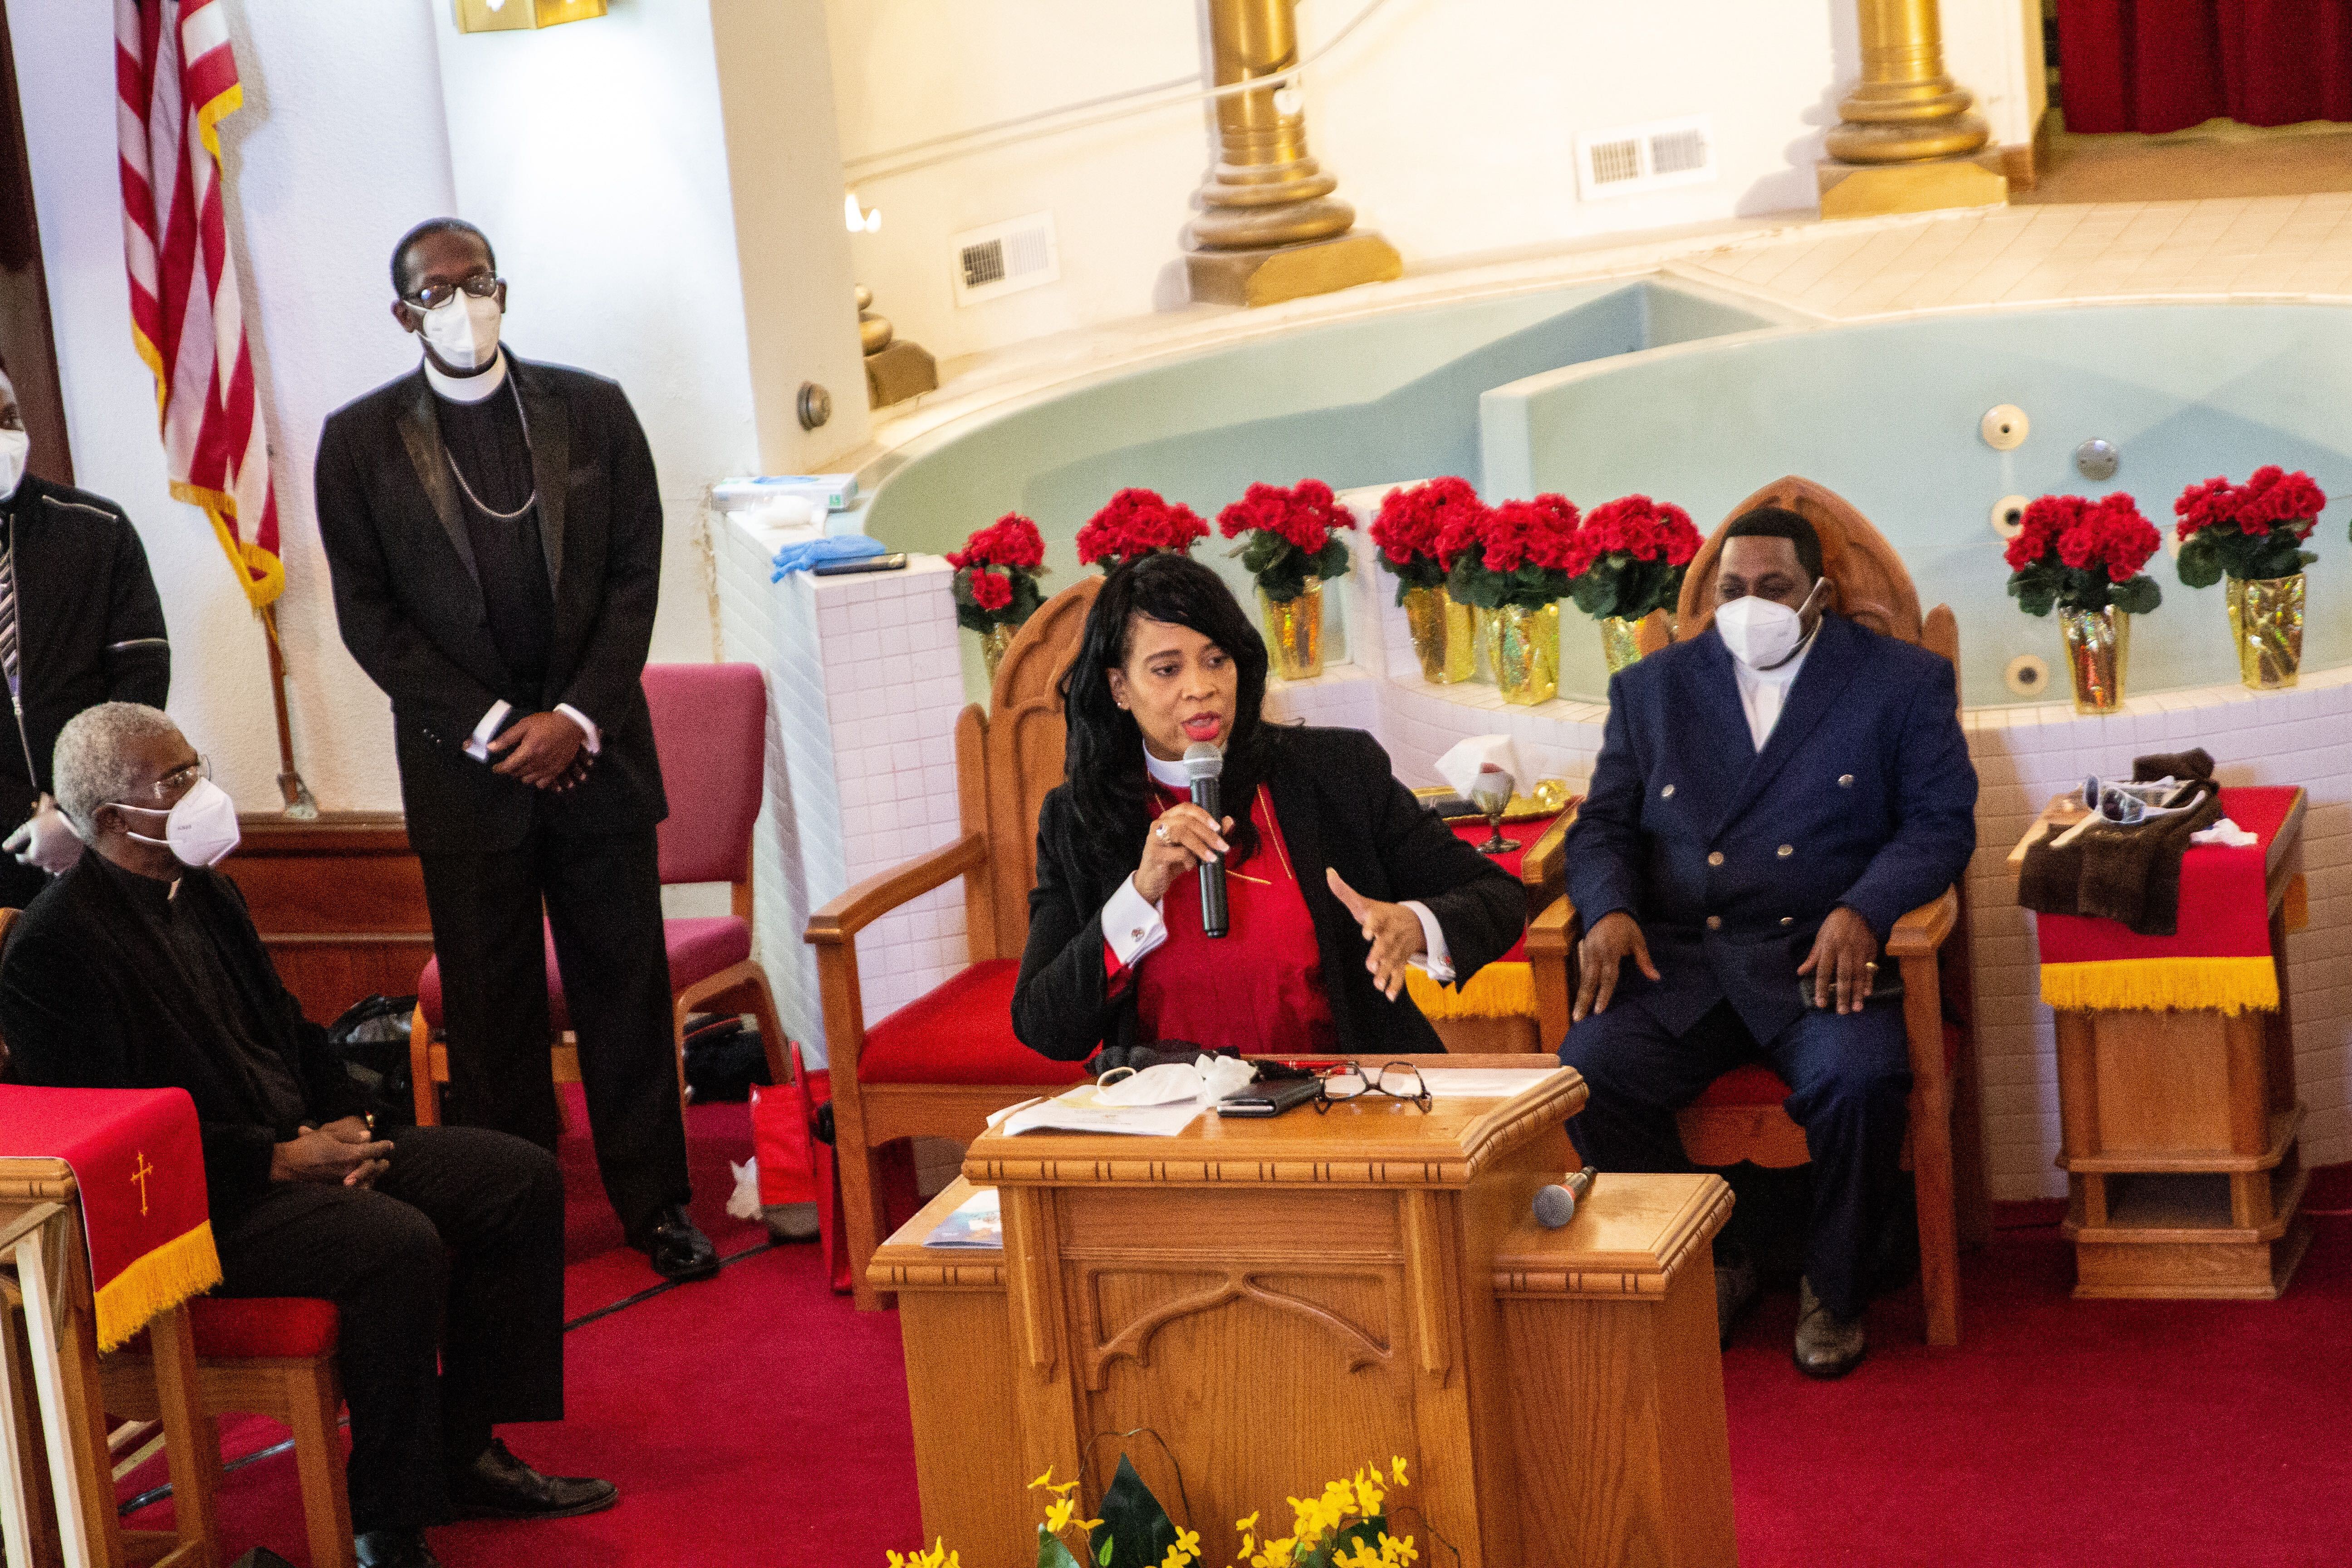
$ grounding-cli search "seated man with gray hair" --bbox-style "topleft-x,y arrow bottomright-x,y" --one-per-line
0,703 -> 616,1568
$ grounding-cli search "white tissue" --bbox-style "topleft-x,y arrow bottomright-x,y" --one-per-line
726,1157 -> 762,1220
743,495 -> 824,535
1436,734 -> 1521,803
2191,817 -> 2258,848
1094,1055 -> 1263,1109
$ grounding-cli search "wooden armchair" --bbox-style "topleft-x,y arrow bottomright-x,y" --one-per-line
806,579 -> 1102,1309
1528,476 -> 1989,1345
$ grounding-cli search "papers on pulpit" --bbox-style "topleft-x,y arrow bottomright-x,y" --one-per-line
1421,1069 -> 1559,1100
921,1186 -> 1002,1248
987,1083 -> 1205,1138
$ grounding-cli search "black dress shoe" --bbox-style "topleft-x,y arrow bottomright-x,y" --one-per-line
449,1438 -> 620,1521
638,1203 -> 720,1282
355,1528 -> 441,1568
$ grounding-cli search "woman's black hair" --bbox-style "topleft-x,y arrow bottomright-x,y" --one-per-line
1058,552 -> 1275,881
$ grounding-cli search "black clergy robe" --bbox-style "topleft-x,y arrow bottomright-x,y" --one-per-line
0,853 -> 568,1533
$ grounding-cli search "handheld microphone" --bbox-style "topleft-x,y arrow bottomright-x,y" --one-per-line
1532,1169 -> 1595,1229
1183,741 -> 1228,939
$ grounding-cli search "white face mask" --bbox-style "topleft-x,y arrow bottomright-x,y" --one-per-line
419,290 -> 502,372
117,777 -> 242,868
0,428 -> 27,501
1713,580 -> 1823,671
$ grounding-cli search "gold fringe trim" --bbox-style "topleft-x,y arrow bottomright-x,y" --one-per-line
2286,874 -> 2309,934
2040,957 -> 2278,1017
1406,961 -> 1537,1021
93,1222 -> 223,1355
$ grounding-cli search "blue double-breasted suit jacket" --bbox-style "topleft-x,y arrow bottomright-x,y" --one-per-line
1564,612 -> 1979,1046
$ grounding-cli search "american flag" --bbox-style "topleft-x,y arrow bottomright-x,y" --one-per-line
116,0 -> 282,609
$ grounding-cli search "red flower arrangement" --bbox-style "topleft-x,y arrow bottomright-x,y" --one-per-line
1442,493 -> 1582,612
1369,477 -> 1486,601
946,512 -> 1048,632
1561,495 -> 1702,621
2173,467 -> 2327,586
2004,493 -> 2163,617
1216,479 -> 1355,603
1074,488 -> 1209,572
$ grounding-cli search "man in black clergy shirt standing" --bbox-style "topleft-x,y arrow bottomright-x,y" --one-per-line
314,219 -> 715,1281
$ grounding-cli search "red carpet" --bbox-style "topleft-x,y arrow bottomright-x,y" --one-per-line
118,1110 -> 2352,1567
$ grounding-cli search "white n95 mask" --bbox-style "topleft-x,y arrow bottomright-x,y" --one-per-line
1713,581 -> 1822,671
0,428 -> 28,501
420,290 -> 502,372
119,777 -> 243,868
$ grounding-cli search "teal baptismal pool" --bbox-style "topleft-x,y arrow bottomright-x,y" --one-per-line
861,287 -> 2352,706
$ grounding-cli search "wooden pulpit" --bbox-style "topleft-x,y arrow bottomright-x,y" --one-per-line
877,1068 -> 1740,1568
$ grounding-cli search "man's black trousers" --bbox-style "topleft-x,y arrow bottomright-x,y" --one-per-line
418,821 -> 690,1239
211,1126 -> 564,1533
1560,996 -> 1912,1322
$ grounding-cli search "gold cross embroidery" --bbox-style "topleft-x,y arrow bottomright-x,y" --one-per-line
130,1152 -> 154,1218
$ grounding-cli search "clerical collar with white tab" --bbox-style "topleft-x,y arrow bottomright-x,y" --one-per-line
424,347 -> 508,404
1144,746 -> 1189,792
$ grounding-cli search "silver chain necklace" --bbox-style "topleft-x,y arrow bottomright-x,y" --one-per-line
444,375 -> 537,523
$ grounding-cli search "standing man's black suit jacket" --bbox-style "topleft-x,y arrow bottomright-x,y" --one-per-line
0,476 -> 170,830
1013,725 -> 1525,1062
313,354 -> 666,855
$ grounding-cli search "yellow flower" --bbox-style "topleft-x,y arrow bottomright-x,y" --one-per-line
1378,1533 -> 1417,1564
1045,1498 -> 1076,1534
1029,1467 -> 1055,1491
887,1554 -> 906,1568
1174,1527 -> 1202,1559
1235,1513 -> 1259,1534
1390,1456 -> 1409,1488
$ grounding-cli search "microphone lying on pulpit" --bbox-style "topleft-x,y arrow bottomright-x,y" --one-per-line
1184,740 -> 1227,938
1534,1168 -> 1596,1229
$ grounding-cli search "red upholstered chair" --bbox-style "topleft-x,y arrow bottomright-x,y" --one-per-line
408,663 -> 793,1126
805,579 -> 1103,1310
99,1297 -> 355,1568
1529,477 -> 1990,1346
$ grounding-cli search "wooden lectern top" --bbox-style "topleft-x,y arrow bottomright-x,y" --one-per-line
1493,1172 -> 1733,1300
964,1066 -> 1587,1190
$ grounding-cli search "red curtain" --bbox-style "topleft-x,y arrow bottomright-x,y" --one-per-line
2058,0 -> 2352,132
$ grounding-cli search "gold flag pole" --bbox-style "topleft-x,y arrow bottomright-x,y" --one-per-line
1817,0 -> 2009,218
260,604 -> 317,818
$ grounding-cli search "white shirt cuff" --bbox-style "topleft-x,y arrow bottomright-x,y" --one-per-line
554,703 -> 602,755
1402,899 -> 1454,983
1101,875 -> 1168,970
463,700 -> 513,762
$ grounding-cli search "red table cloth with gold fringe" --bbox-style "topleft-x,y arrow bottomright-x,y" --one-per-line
0,1085 -> 220,1351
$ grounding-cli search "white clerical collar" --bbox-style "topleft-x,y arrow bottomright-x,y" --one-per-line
424,347 -> 507,404
1143,745 -> 1189,791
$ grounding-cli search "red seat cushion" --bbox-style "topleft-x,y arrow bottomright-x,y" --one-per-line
418,917 -> 752,1031
121,1297 -> 341,1361
1688,1022 -> 1963,1109
858,960 -> 1090,1088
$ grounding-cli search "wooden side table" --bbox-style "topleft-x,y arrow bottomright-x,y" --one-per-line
2011,790 -> 2312,1298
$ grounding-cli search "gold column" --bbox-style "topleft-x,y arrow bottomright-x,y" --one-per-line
1817,0 -> 2008,219
1184,0 -> 1401,308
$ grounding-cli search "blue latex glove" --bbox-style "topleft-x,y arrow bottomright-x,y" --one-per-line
771,534 -> 886,581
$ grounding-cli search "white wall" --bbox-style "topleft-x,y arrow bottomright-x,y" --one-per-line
831,0 -> 2043,368
10,0 -> 458,813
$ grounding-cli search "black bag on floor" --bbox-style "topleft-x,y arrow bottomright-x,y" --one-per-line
327,993 -> 421,1127
683,1014 -> 774,1103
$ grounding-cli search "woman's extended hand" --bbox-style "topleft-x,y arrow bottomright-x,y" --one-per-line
1135,805 -> 1232,905
1327,869 -> 1426,1001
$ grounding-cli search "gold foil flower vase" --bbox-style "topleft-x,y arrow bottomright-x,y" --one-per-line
2058,606 -> 2129,715
979,622 -> 1016,685
2225,573 -> 2304,690
1482,602 -> 1560,706
1259,583 -> 1324,681
1402,585 -> 1474,683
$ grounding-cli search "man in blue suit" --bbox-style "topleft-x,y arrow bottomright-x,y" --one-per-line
1560,507 -> 1976,1378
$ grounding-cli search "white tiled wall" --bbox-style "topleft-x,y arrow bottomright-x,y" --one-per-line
724,513 -> 2352,1192
713,518 -> 968,1066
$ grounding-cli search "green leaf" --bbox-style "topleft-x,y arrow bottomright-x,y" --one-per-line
1097,1539 -> 1113,1568
1311,537 -> 1352,582
1036,1524 -> 1085,1568
1568,569 -> 1617,618
2176,534 -> 2224,589
2110,574 -> 2161,615
1088,1455 -> 1177,1568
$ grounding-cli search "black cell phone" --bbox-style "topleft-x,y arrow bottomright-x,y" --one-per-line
1798,967 -> 1904,1008
1216,1078 -> 1324,1117
810,552 -> 908,576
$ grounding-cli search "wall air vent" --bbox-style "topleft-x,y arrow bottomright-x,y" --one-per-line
1575,115 -> 1717,201
951,211 -> 1060,307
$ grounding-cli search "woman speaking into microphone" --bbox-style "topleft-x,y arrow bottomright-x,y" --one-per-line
1012,553 -> 1522,1063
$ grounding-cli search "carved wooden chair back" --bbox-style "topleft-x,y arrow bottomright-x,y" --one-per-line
955,574 -> 1102,964
1671,475 -> 1961,685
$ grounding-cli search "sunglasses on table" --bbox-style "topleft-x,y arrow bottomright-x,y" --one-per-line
1314,1061 -> 1431,1115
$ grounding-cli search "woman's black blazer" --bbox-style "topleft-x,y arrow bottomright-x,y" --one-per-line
1012,725 -> 1525,1063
